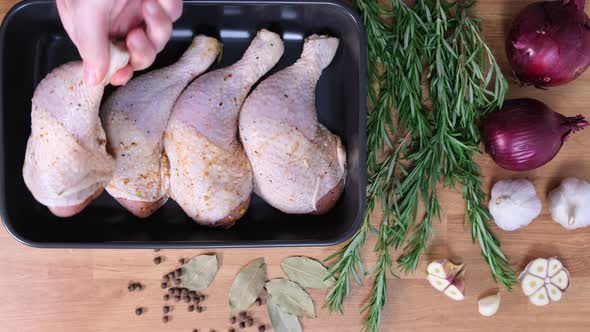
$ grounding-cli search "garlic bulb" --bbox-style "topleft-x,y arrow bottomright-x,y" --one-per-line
489,179 -> 542,231
519,257 -> 570,306
426,259 -> 466,301
549,177 -> 590,230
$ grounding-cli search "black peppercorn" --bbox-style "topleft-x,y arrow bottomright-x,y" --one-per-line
153,256 -> 162,264
135,307 -> 143,316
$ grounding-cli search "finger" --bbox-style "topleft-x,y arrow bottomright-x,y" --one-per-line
110,65 -> 134,86
126,27 -> 157,71
142,0 -> 173,52
74,7 -> 110,85
56,0 -> 109,85
157,0 -> 183,21
56,0 -> 74,39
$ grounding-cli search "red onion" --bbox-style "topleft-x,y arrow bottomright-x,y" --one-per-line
481,98 -> 588,171
506,0 -> 590,87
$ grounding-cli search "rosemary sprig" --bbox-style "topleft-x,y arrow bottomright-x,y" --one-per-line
326,1 -> 517,331
324,217 -> 368,312
360,139 -> 407,332
395,0 -> 452,272
388,0 -> 440,273
396,0 -> 516,283
324,0 -> 394,314
461,162 -> 518,288
448,0 -> 517,288
361,218 -> 392,332
361,0 -> 395,170
359,1 -> 428,330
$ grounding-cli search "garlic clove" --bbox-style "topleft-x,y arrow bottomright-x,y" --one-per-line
426,259 -> 467,300
550,270 -> 570,290
521,274 -> 544,296
530,287 -> 550,306
426,260 -> 449,279
444,283 -> 465,301
478,293 -> 501,317
427,259 -> 463,281
546,284 -> 562,302
427,274 -> 451,292
444,273 -> 466,301
547,258 -> 563,277
527,258 -> 549,278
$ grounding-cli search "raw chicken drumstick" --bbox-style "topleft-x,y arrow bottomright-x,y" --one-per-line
239,35 -> 346,214
101,36 -> 221,218
23,45 -> 129,217
164,29 -> 284,227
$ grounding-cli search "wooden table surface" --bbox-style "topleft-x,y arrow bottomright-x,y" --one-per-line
2,0 -> 590,331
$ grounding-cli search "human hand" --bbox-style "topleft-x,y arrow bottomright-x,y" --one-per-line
56,0 -> 183,86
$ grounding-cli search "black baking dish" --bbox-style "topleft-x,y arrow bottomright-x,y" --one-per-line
0,0 -> 366,248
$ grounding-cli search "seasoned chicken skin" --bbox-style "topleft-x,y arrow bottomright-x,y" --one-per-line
239,35 -> 346,214
101,36 -> 221,217
23,45 -> 129,217
164,29 -> 284,227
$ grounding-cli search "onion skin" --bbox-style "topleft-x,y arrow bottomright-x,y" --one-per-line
481,99 -> 589,171
506,0 -> 590,87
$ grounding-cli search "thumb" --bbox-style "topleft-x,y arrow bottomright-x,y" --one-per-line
74,7 -> 110,85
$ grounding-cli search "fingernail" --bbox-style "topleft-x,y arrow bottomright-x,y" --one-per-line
145,0 -> 158,16
83,66 -> 98,85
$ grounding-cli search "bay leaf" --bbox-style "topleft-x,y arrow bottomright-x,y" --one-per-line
281,256 -> 336,288
265,278 -> 316,318
268,300 -> 303,332
229,258 -> 267,315
180,254 -> 218,291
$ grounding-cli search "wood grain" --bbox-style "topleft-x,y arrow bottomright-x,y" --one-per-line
2,0 -> 590,331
